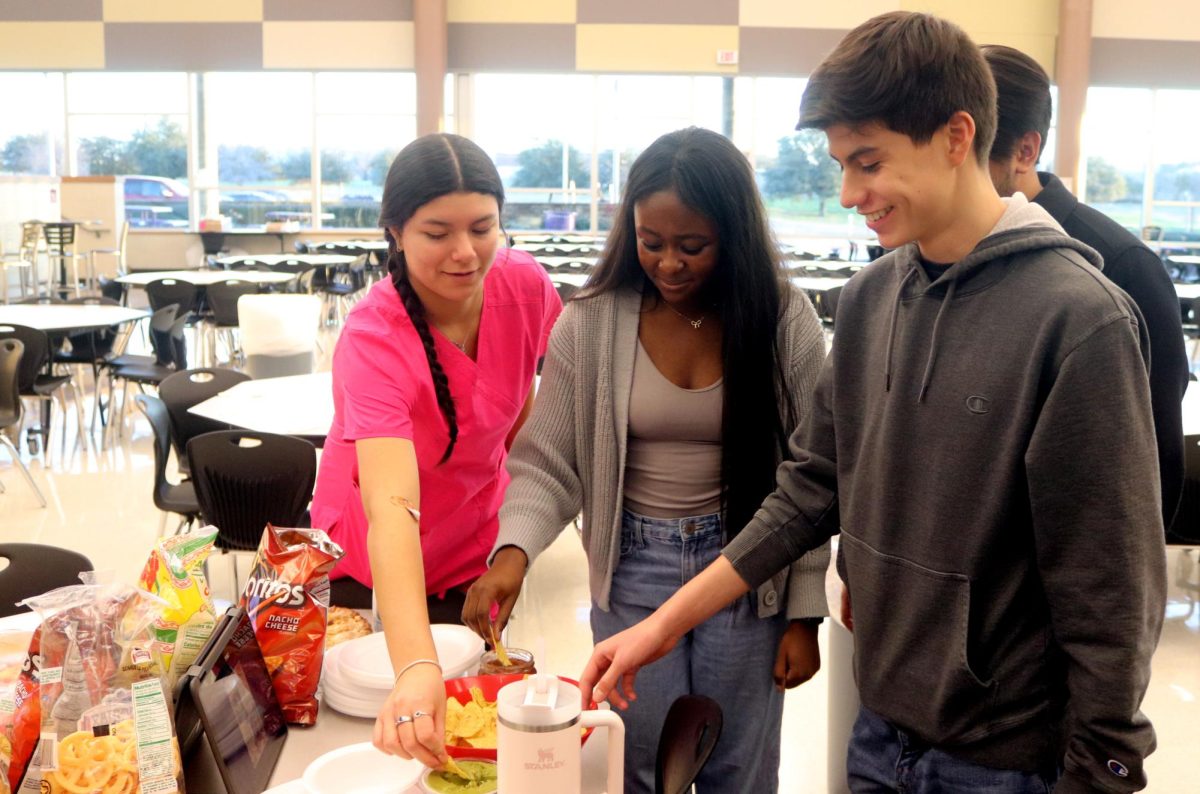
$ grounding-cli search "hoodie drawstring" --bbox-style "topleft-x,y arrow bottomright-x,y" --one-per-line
918,277 -> 956,403
884,267 -> 918,392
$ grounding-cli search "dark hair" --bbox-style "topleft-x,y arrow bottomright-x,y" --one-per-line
583,127 -> 797,536
797,11 -> 997,165
378,133 -> 504,463
981,44 -> 1052,163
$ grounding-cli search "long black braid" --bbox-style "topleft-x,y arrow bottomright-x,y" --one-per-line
377,133 -> 505,465
387,244 -> 459,464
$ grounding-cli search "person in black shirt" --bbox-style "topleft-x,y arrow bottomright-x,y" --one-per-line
982,44 -> 1190,529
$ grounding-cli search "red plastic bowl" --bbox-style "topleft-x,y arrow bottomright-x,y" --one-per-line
443,673 -> 596,760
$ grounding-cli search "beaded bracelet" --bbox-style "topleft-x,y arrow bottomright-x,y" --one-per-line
393,658 -> 441,687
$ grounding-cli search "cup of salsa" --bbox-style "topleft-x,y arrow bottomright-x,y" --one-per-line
477,648 -> 535,675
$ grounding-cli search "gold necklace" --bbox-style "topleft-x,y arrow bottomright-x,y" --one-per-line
665,303 -> 704,329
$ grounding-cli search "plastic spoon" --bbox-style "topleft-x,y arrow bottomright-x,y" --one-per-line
488,601 -> 511,667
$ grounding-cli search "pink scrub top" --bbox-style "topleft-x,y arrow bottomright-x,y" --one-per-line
310,249 -> 561,595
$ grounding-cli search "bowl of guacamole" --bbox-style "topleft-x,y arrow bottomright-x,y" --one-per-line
420,759 -> 498,794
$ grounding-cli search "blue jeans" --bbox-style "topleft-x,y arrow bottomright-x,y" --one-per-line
846,706 -> 1060,793
590,509 -> 787,794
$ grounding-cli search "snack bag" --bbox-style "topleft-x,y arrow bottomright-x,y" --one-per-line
1,646 -> 23,794
137,527 -> 219,686
7,581 -> 185,794
238,525 -> 343,725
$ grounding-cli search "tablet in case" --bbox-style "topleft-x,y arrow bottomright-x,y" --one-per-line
176,605 -> 288,794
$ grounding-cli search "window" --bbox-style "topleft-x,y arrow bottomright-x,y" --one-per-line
0,72 -> 64,176
1082,87 -> 1154,234
66,72 -> 190,226
202,72 -> 313,230
315,72 -> 417,229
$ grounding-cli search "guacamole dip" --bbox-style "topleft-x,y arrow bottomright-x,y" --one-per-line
425,760 -> 498,794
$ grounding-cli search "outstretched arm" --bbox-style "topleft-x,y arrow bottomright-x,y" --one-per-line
579,556 -> 751,708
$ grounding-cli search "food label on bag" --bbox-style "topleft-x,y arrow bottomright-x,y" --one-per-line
35,667 -> 62,685
31,731 -> 58,772
0,690 -> 14,714
132,679 -> 178,792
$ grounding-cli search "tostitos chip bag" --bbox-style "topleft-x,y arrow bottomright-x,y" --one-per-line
238,525 -> 342,725
138,527 -> 219,687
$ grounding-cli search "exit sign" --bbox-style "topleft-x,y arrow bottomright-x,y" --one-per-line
716,49 -> 738,65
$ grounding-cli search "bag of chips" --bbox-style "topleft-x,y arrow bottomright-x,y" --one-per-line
7,580 -> 185,794
238,525 -> 343,725
137,527 -> 219,687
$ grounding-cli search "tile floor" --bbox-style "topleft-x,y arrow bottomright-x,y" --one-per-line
2,354 -> 1197,792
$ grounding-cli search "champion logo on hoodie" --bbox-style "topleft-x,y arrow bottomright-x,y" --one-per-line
965,395 -> 990,415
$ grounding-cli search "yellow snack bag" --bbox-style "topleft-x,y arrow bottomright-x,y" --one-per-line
137,527 -> 219,685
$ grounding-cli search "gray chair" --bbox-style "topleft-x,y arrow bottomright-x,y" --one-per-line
0,338 -> 46,507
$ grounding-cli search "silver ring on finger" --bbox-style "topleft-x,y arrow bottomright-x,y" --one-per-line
394,714 -> 415,726
412,710 -> 432,719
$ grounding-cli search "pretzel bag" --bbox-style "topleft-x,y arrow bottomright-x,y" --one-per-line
137,527 -> 218,687
238,525 -> 343,725
8,581 -> 185,794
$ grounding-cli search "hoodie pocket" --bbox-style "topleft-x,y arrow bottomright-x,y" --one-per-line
842,531 -> 997,745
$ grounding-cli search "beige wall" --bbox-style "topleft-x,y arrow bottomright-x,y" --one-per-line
0,0 -> 1195,82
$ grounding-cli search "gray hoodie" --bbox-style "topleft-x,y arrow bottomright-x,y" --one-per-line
724,197 -> 1167,793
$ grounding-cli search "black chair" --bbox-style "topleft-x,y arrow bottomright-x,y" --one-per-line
187,430 -> 316,552
655,694 -> 723,794
817,285 -> 842,330
42,222 -> 86,298
204,279 -> 260,363
145,278 -> 200,319
0,543 -> 93,618
56,296 -> 121,426
158,367 -> 251,477
133,394 -> 201,537
0,338 -> 46,507
105,309 -> 186,447
0,323 -> 81,457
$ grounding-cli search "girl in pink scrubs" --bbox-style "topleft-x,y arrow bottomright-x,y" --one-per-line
310,133 -> 560,769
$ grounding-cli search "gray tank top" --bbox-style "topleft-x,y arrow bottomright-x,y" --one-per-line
623,339 -> 724,518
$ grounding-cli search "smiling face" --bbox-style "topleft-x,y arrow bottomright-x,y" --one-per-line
827,121 -> 959,254
633,189 -> 720,313
391,191 -> 501,306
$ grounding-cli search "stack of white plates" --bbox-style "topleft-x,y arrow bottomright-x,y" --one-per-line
321,625 -> 485,719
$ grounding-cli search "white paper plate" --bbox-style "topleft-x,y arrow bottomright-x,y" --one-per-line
321,689 -> 385,719
302,742 -> 423,794
337,625 -> 483,690
262,780 -> 308,794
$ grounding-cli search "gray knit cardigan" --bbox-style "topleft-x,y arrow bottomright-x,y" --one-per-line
493,284 -> 831,620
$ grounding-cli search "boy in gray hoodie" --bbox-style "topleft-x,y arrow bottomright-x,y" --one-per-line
580,11 -> 1166,794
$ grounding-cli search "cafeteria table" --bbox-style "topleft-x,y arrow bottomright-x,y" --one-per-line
188,371 -> 333,442
0,303 -> 148,333
214,254 -> 358,270
116,270 -> 297,288
791,275 -> 851,294
1184,380 -> 1199,438
259,688 -> 613,793
1176,283 -> 1200,300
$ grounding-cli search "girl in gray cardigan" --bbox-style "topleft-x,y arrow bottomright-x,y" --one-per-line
463,128 -> 831,793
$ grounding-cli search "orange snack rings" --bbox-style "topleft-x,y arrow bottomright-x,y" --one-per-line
237,526 -> 343,725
